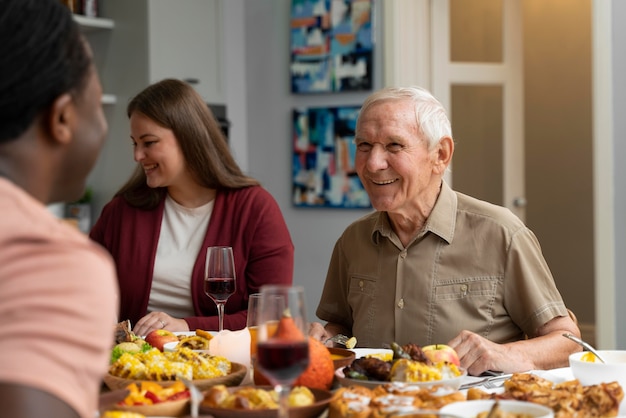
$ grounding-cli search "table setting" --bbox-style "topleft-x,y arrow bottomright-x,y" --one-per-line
99,283 -> 626,418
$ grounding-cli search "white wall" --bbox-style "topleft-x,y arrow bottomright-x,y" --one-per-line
236,0 -> 384,322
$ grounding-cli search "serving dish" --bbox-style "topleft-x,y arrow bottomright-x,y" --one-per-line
335,366 -> 467,391
100,388 -> 190,417
440,399 -> 554,418
198,385 -> 332,418
328,347 -> 355,369
103,362 -> 247,391
107,397 -> 190,417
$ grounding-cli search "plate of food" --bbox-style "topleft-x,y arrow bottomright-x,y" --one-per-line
199,384 -> 332,418
104,362 -> 247,392
336,342 -> 466,391
335,366 -> 467,391
101,381 -> 191,417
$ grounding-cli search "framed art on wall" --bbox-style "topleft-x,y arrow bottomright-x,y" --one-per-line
290,0 -> 373,94
292,105 -> 371,208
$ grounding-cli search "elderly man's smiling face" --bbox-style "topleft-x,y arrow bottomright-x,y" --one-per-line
354,98 -> 445,215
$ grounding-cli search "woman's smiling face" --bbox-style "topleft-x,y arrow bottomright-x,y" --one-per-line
354,98 -> 443,214
130,111 -> 187,189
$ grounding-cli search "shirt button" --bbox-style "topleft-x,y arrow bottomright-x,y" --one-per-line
460,284 -> 468,295
359,280 -> 364,291
397,298 -> 404,309
400,251 -> 407,259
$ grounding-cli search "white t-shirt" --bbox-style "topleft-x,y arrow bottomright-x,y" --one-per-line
148,194 -> 214,318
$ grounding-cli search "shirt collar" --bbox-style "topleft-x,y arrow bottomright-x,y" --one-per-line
371,181 -> 457,245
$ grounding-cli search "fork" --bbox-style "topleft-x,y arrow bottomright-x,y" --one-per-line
483,378 -> 507,389
179,377 -> 204,418
458,373 -> 512,390
324,334 -> 356,348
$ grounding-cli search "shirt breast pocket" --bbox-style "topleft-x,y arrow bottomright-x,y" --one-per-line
348,275 -> 378,296
434,278 -> 500,306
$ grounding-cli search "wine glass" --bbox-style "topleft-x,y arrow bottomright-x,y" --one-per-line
255,285 -> 309,418
204,246 -> 236,331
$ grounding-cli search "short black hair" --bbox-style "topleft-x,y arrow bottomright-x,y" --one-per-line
0,0 -> 92,143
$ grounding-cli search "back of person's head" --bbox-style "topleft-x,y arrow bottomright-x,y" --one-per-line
0,0 -> 91,143
359,86 -> 452,149
120,79 -> 259,208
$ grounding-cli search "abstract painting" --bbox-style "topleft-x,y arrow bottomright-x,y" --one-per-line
290,0 -> 374,93
292,105 -> 371,208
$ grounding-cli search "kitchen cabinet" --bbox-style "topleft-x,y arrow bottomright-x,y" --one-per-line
147,0 -> 223,103
79,0 -> 226,219
74,14 -> 117,105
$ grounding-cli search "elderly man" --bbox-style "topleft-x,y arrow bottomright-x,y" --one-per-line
310,86 -> 580,376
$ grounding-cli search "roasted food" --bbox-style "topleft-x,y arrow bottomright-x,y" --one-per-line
398,343 -> 433,365
177,335 -> 211,350
114,320 -> 134,344
203,384 -> 315,410
329,383 -> 465,418
467,373 -> 624,417
345,357 -> 393,381
342,342 -> 462,383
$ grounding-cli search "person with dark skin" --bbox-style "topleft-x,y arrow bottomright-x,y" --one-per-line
0,0 -> 118,417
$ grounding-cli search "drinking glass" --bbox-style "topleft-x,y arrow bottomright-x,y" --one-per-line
246,293 -> 262,356
255,285 -> 309,418
204,246 -> 236,331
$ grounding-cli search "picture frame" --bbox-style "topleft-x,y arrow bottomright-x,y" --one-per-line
292,105 -> 371,208
290,0 -> 374,94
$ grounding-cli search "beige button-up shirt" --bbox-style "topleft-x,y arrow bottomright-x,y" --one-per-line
316,181 -> 568,348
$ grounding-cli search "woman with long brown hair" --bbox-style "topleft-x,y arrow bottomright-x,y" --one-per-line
91,79 -> 294,335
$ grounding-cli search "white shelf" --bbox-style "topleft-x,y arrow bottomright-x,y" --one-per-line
101,94 -> 117,105
73,14 -> 115,32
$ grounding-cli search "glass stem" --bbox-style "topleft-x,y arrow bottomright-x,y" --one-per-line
217,302 -> 225,331
276,384 -> 290,418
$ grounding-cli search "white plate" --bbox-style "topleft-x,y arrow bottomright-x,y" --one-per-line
350,348 -> 393,361
440,399 -> 554,418
335,366 -> 467,391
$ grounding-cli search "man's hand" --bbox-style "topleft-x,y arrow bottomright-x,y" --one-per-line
308,322 -> 331,343
448,315 -> 581,376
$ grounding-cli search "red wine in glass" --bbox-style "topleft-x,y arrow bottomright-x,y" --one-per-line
204,246 -> 236,331
204,277 -> 235,301
256,340 -> 309,384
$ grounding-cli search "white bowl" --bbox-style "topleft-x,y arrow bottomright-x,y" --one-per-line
440,400 -> 553,418
569,350 -> 626,387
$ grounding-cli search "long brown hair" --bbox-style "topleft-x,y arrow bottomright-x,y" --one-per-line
116,79 -> 259,209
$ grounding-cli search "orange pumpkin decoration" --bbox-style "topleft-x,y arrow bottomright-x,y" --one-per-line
254,336 -> 335,390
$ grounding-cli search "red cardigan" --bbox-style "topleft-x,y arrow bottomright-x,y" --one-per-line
89,186 -> 294,331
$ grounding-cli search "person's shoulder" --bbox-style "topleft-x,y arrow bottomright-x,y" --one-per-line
340,210 -> 379,237
455,190 -> 525,231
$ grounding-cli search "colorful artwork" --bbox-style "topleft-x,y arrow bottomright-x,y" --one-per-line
290,0 -> 373,93
292,106 -> 371,208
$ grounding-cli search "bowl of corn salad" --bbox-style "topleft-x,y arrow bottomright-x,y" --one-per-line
105,346 -> 247,391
